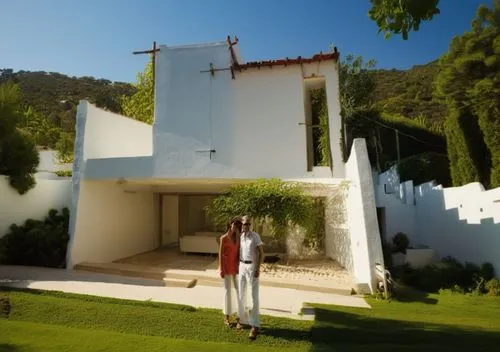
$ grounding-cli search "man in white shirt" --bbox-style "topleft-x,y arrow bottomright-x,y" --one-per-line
237,215 -> 264,340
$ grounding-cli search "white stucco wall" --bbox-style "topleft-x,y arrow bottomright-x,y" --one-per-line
81,102 -> 153,160
376,169 -> 500,275
375,173 -> 418,244
36,150 -> 72,178
0,175 -> 71,237
416,183 -> 500,273
67,180 -> 156,267
345,139 -> 384,293
83,157 -> 153,180
324,184 -> 353,272
67,101 -> 155,266
152,41 -> 344,180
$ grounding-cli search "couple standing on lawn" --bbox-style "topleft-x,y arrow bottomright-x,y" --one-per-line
218,215 -> 264,340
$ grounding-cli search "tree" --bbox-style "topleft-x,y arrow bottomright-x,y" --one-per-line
369,0 -> 440,40
444,108 -> 488,186
56,132 -> 75,164
338,54 -> 377,117
0,82 -> 40,194
435,1 -> 500,187
121,60 -> 154,124
20,106 -> 61,148
335,54 -> 377,161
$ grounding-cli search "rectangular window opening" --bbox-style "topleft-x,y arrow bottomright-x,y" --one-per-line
303,77 -> 329,171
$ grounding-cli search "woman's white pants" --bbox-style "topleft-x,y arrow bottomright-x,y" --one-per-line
223,274 -> 238,315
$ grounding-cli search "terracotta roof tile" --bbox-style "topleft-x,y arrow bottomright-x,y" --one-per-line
235,52 -> 339,70
226,35 -> 339,75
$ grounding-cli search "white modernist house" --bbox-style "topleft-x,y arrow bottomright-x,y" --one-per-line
66,37 -> 383,293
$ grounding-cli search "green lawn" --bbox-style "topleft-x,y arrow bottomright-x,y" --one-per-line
0,320 -> 301,352
1,287 -> 500,351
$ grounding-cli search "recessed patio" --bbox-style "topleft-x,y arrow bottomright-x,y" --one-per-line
74,247 -> 354,295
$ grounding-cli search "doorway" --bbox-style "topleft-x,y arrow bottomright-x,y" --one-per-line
376,207 -> 386,242
156,193 -> 221,248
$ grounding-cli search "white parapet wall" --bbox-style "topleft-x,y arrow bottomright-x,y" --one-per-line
80,101 -> 153,160
345,138 -> 384,293
376,167 -> 500,275
0,175 -> 72,237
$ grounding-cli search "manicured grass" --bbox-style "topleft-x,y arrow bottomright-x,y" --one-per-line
2,287 -> 500,351
0,320 -> 303,352
1,287 -> 312,350
311,290 -> 500,351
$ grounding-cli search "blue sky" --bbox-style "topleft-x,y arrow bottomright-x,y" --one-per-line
0,0 -> 491,83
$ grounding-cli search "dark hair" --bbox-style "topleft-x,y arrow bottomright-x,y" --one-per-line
226,216 -> 242,231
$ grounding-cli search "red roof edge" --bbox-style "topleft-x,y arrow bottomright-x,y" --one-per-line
226,35 -> 340,71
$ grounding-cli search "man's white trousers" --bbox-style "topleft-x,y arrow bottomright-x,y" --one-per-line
237,262 -> 260,328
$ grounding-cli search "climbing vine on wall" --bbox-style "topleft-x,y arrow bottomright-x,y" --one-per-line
205,178 -> 324,243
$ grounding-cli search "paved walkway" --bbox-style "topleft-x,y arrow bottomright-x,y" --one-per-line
0,265 -> 370,320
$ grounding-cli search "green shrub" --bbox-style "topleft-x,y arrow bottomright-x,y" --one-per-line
486,279 -> 500,296
381,240 -> 393,269
390,263 -> 414,282
439,285 -> 465,295
480,262 -> 495,281
0,207 -> 70,268
445,108 -> 491,188
55,170 -> 72,177
0,294 -> 11,318
392,232 -> 410,254
205,179 -> 327,244
393,257 -> 496,294
397,152 -> 451,186
310,88 -> 330,167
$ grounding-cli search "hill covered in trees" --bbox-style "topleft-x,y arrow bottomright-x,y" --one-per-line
0,60 -> 444,144
371,60 -> 447,122
3,0 -> 499,192
0,69 -> 136,146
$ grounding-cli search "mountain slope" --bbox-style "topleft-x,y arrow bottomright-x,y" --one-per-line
0,69 -> 136,134
371,60 -> 447,121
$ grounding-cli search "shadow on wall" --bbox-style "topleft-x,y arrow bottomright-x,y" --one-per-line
376,167 -> 500,275
416,186 -> 500,274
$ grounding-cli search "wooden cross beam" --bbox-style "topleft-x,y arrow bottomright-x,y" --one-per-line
200,62 -> 235,79
196,149 -> 217,159
133,41 -> 159,88
132,41 -> 159,116
298,122 -> 323,128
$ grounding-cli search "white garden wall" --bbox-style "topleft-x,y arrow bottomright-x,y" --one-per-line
345,139 -> 384,293
36,150 -> 72,179
0,175 -> 72,237
376,167 -> 500,274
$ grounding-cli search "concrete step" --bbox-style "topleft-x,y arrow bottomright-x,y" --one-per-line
74,262 -> 166,281
74,262 -> 197,288
163,277 -> 198,288
74,262 -> 353,296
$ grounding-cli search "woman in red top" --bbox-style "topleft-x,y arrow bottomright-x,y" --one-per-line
218,216 -> 242,327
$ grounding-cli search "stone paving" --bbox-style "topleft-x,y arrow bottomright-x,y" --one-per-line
0,265 -> 370,320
